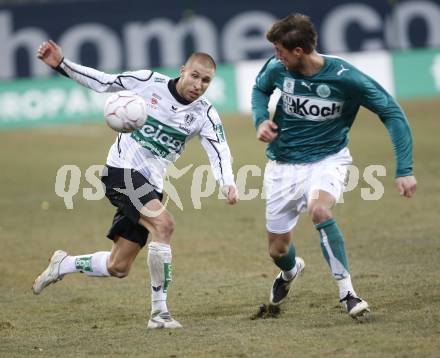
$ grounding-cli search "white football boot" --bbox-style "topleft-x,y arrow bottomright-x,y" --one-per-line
147,311 -> 182,329
32,250 -> 67,294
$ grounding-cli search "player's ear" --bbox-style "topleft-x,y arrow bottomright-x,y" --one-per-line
293,47 -> 304,57
179,65 -> 185,77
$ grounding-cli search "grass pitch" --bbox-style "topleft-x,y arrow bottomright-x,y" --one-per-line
0,99 -> 439,357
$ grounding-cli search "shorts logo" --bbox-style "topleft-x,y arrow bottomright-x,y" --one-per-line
316,84 -> 331,98
282,94 -> 343,121
283,78 -> 295,94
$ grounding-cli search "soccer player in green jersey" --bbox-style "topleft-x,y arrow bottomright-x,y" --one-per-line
251,14 -> 417,318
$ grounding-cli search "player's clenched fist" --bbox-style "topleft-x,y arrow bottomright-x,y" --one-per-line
395,176 -> 417,198
36,40 -> 64,68
221,185 -> 238,205
257,120 -> 278,143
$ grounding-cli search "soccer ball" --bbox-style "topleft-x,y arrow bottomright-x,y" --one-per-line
103,91 -> 147,133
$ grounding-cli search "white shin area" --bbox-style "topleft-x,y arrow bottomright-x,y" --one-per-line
59,251 -> 111,277
147,241 -> 172,314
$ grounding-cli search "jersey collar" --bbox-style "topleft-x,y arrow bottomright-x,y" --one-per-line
168,78 -> 192,105
287,55 -> 328,79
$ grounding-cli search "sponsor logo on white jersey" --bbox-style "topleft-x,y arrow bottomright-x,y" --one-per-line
282,93 -> 343,121
214,124 -> 225,142
147,93 -> 161,110
179,113 -> 196,134
141,125 -> 184,153
132,117 -> 187,158
184,113 -> 195,126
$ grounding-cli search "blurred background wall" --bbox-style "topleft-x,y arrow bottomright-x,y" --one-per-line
1,0 -> 439,128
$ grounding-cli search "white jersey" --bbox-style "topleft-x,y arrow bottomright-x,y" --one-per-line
59,59 -> 235,192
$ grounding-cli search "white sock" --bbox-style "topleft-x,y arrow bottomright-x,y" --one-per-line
147,241 -> 172,314
59,251 -> 111,277
337,275 -> 357,299
281,263 -> 298,281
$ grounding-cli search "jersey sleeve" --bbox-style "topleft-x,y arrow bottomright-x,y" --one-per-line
59,59 -> 153,93
198,106 -> 235,187
354,72 -> 414,177
251,56 -> 277,129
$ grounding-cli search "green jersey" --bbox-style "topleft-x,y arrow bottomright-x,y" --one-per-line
251,55 -> 413,177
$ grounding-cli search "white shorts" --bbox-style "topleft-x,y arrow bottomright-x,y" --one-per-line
264,147 -> 352,234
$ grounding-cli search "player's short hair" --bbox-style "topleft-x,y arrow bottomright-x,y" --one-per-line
266,14 -> 317,54
185,52 -> 217,70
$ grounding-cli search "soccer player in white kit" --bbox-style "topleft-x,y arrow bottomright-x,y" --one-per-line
32,40 -> 238,329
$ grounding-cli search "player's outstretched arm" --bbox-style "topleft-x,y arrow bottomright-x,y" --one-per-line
395,176 -> 417,198
36,40 -> 152,93
37,40 -> 63,68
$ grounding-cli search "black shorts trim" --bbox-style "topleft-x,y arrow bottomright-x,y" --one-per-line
101,166 -> 162,248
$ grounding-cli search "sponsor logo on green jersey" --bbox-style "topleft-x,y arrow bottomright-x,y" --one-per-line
131,116 -> 188,159
283,78 -> 295,94
282,94 -> 343,121
316,84 -> 331,98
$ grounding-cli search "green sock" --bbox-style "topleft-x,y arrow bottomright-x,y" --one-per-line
315,219 -> 350,280
273,244 -> 296,271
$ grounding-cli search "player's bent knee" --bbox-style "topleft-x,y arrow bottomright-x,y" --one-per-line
269,242 -> 288,259
108,269 -> 129,279
309,204 -> 332,224
107,262 -> 131,278
156,215 -> 175,238
110,271 -> 128,279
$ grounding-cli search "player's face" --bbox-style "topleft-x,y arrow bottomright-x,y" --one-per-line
274,42 -> 304,71
178,61 -> 215,102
